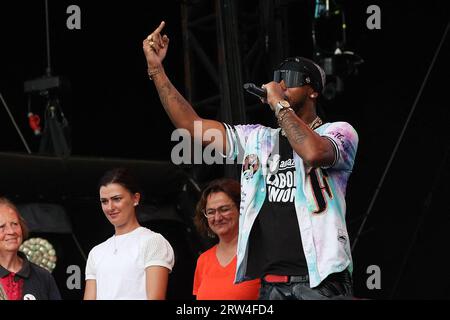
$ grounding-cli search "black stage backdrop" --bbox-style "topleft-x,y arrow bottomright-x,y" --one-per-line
0,0 -> 449,300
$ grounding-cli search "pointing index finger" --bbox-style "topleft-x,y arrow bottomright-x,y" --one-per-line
155,21 -> 166,34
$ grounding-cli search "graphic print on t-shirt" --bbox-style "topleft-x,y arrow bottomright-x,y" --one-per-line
266,153 -> 297,203
245,134 -> 308,278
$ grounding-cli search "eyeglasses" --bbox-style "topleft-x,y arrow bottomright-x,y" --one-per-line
203,204 -> 236,219
273,69 -> 311,88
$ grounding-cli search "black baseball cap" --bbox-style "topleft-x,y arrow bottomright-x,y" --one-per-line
274,57 -> 326,93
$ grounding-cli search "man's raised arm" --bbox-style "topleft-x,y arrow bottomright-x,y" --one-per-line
143,21 -> 226,152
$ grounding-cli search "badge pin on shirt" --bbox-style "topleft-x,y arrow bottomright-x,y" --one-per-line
268,154 -> 281,175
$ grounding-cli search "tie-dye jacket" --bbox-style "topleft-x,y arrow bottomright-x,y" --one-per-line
223,121 -> 358,288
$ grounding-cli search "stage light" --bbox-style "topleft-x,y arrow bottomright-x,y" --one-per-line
313,1 -> 364,100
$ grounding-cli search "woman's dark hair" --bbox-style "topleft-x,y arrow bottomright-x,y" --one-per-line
194,178 -> 240,238
98,168 -> 142,196
0,197 -> 29,240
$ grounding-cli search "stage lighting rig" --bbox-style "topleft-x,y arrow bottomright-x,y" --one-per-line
313,0 -> 364,100
23,0 -> 71,157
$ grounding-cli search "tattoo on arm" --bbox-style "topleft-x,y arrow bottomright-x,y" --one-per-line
156,80 -> 191,115
279,111 -> 308,145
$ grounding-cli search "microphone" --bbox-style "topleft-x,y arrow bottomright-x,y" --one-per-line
243,83 -> 266,99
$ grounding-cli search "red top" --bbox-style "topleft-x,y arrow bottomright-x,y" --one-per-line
0,273 -> 24,300
193,245 -> 260,300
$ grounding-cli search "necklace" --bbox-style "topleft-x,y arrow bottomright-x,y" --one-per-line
281,116 -> 323,136
113,235 -> 118,255
309,116 -> 323,130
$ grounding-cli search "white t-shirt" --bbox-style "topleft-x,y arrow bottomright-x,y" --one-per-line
85,226 -> 175,300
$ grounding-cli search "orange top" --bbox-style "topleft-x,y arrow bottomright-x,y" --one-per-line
193,245 -> 261,300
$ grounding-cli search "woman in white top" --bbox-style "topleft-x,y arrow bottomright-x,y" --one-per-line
83,168 -> 175,300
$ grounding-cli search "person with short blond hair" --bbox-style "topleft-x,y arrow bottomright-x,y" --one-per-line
0,197 -> 61,300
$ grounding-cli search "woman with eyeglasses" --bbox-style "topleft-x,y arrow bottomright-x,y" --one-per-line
192,178 -> 260,300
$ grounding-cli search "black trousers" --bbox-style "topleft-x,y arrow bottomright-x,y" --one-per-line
259,270 -> 353,300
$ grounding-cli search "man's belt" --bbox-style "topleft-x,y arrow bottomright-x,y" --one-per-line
263,274 -> 309,283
